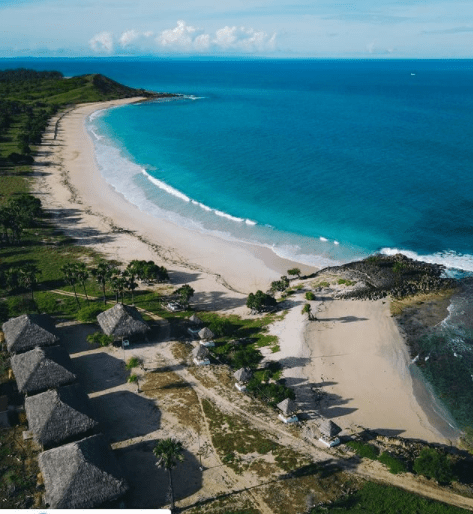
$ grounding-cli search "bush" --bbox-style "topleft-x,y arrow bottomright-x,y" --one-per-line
128,373 -> 138,383
346,440 -> 379,460
378,452 -> 407,474
86,332 -> 114,347
305,291 -> 316,301
126,357 -> 141,370
413,448 -> 455,483
208,318 -> 234,337
77,304 -> 104,323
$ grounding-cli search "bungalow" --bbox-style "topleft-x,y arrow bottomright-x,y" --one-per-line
3,313 -> 58,354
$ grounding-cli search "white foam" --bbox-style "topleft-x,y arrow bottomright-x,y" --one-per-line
191,200 -> 212,211
88,109 -> 106,122
334,241 -> 340,245
245,219 -> 257,226
320,237 -> 328,242
214,209 -> 245,223
141,169 -> 190,202
380,248 -> 473,272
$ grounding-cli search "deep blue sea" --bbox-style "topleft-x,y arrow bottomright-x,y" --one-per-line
2,58 -> 473,428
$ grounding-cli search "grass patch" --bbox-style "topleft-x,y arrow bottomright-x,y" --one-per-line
125,357 -> 141,370
310,481 -> 469,513
142,366 -> 202,431
337,278 -> 356,286
201,399 -> 309,475
346,440 -> 379,460
0,425 -> 41,508
377,452 -> 407,474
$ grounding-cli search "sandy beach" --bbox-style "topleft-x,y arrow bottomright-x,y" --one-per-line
34,97 -> 459,445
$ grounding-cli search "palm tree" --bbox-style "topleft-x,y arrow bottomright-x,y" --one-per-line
123,269 -> 138,305
61,263 -> 81,309
76,262 -> 90,304
91,261 -> 114,304
153,438 -> 185,513
18,264 -> 41,301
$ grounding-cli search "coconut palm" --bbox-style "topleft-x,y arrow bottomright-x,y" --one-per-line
153,438 -> 185,513
18,264 -> 41,301
76,262 -> 90,304
61,263 -> 81,309
91,261 -> 115,304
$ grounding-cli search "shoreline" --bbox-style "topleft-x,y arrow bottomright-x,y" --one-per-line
35,96 -> 460,445
37,97 -> 316,301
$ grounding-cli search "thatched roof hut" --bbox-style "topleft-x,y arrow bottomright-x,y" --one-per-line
25,384 -> 97,447
277,398 -> 297,416
192,345 -> 210,361
39,434 -> 128,508
319,419 -> 342,438
97,303 -> 149,339
11,346 -> 76,395
198,327 -> 215,340
234,367 -> 252,383
3,314 -> 58,354
188,314 -> 203,325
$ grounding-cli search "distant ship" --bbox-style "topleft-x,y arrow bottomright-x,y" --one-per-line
411,73 -> 416,76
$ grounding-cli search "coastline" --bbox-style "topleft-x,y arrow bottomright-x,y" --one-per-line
35,97 -> 316,308
34,97 -> 460,445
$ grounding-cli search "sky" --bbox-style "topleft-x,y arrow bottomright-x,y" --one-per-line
1,0 -> 473,58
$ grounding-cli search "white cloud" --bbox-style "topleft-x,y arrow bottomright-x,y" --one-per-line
119,29 -> 139,47
89,31 -> 113,53
89,21 -> 277,55
158,19 -> 200,49
118,29 -> 154,48
157,20 -> 277,53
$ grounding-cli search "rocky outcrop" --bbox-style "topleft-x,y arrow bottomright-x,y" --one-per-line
318,254 -> 456,300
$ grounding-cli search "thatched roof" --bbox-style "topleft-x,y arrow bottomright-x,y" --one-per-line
234,367 -> 252,383
192,345 -> 210,360
188,314 -> 203,325
319,419 -> 342,438
11,346 -> 76,394
25,384 -> 97,447
3,314 -> 58,354
277,398 -> 297,416
39,434 -> 128,508
97,303 -> 149,338
198,327 -> 215,340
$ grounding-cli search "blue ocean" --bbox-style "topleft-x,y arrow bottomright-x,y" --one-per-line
2,58 -> 473,428
5,58 -> 473,271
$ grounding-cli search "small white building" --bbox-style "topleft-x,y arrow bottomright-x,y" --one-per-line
233,367 -> 252,391
318,419 -> 342,447
192,345 -> 210,366
277,398 -> 298,423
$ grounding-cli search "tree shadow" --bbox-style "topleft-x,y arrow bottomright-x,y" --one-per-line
192,290 -> 247,311
71,352 -> 127,393
115,440 -> 202,508
317,316 -> 369,323
170,270 -> 201,285
89,390 -> 160,442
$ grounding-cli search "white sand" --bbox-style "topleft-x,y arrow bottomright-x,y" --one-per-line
35,98 -> 458,445
265,285 -> 458,444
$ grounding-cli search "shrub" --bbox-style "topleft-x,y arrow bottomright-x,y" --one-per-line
378,452 -> 407,474
126,357 -> 141,370
86,331 -> 114,347
305,291 -> 316,301
318,281 -> 330,287
76,304 -> 104,323
208,318 -> 234,337
346,440 -> 379,460
128,373 -> 138,383
413,448 -> 455,483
